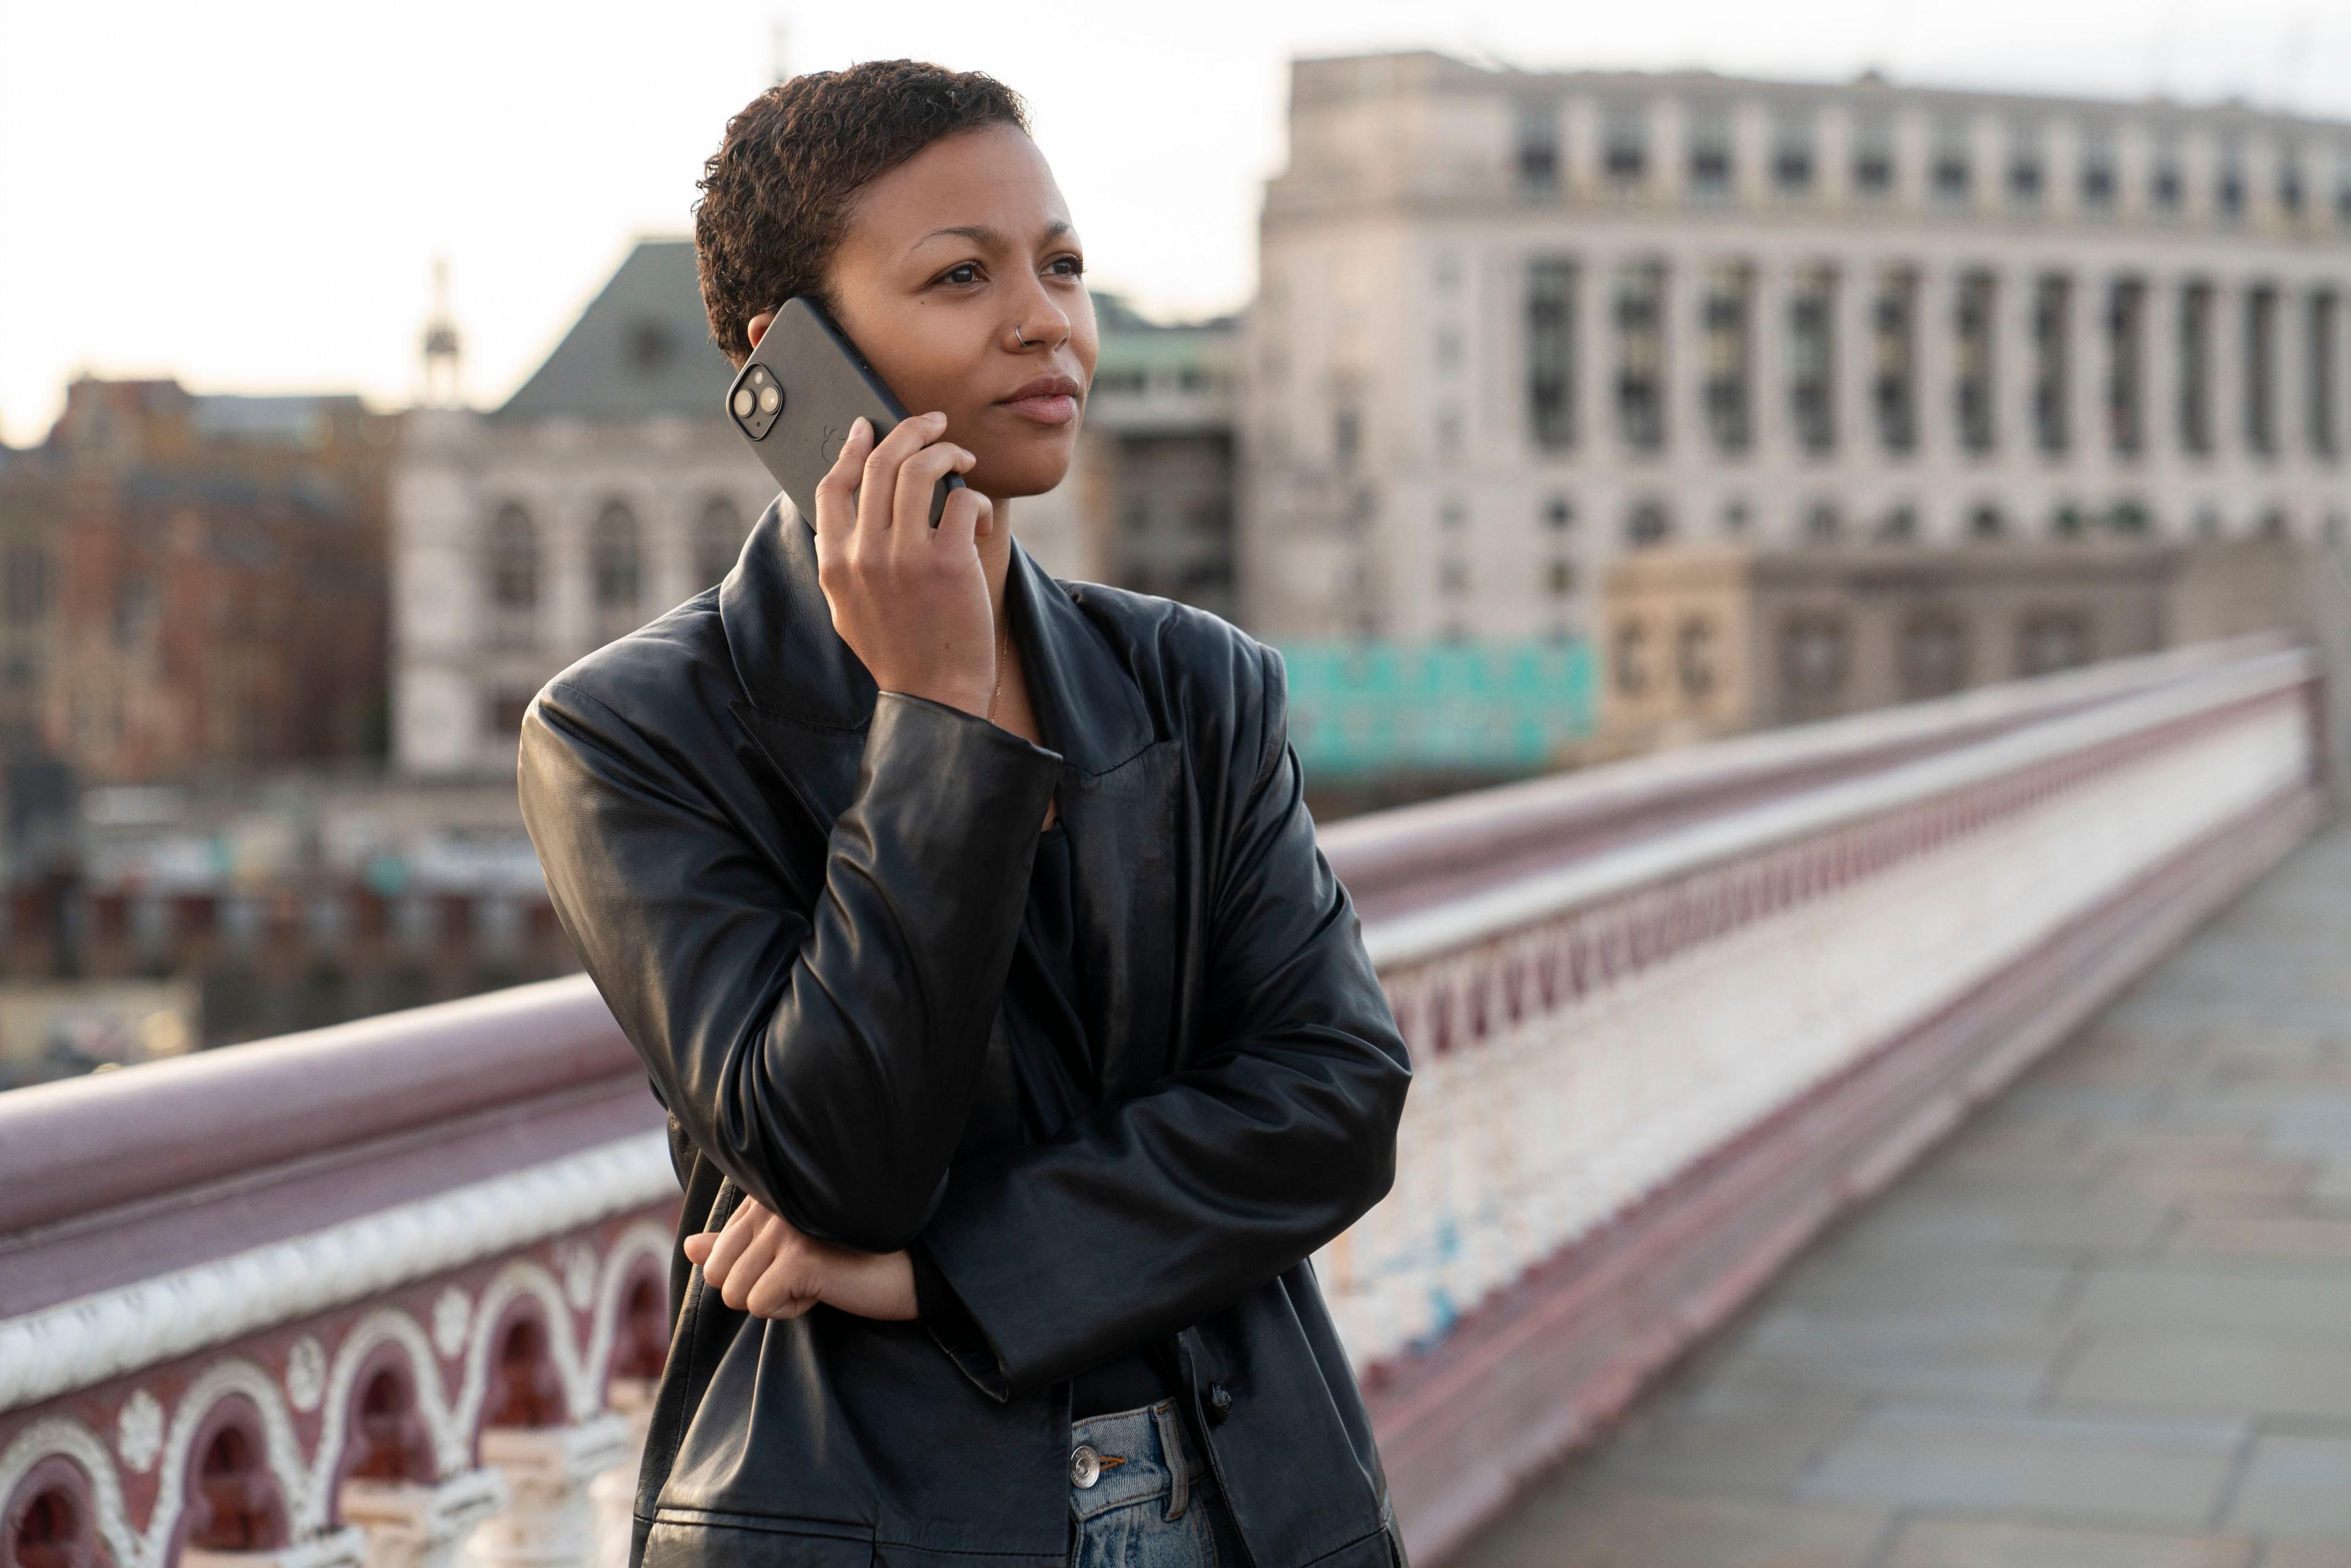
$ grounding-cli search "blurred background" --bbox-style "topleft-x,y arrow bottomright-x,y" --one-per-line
6,4 -> 2351,1566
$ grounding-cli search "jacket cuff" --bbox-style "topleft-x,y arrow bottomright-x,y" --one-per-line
909,1235 -> 1013,1402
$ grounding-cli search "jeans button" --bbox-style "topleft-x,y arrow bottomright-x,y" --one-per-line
1070,1444 -> 1102,1488
1205,1383 -> 1234,1425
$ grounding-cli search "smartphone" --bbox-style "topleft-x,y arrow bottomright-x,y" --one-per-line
724,296 -> 964,528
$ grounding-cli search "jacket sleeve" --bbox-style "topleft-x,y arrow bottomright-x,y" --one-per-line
519,682 -> 1062,1253
912,642 -> 1411,1398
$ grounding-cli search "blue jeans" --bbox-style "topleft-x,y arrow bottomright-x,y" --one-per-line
1068,1401 -> 1244,1568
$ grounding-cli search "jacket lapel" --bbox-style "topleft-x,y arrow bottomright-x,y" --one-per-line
719,498 -> 1187,1096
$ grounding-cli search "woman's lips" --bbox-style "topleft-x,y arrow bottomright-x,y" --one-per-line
999,393 -> 1080,425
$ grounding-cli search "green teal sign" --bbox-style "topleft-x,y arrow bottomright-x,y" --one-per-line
1277,640 -> 1595,776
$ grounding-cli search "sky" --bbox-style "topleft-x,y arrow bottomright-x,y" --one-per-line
6,0 -> 2351,446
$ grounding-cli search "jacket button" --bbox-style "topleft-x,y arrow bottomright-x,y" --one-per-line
1205,1383 -> 1234,1425
1070,1444 -> 1102,1488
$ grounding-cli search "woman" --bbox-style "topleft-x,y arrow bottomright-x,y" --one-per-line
519,59 -> 1411,1568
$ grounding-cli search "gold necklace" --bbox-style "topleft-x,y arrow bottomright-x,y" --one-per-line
986,620 -> 1010,724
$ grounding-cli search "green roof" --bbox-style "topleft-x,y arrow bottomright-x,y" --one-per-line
496,239 -> 734,424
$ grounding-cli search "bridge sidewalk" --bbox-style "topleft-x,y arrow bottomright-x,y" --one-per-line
1451,820 -> 2351,1568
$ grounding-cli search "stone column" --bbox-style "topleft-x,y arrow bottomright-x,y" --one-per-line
2211,272 -> 2244,475
1578,243 -> 1621,470
2069,264 -> 2104,483
1997,262 -> 2036,487
2147,269 -> 2183,482
1750,252 -> 1790,468
1670,247 -> 1709,475
1837,250 -> 1877,478
463,1416 -> 631,1568
341,1470 -> 508,1568
588,1380 -> 658,1568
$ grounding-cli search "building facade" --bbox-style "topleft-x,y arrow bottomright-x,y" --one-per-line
1243,52 -> 2351,645
0,378 -> 392,789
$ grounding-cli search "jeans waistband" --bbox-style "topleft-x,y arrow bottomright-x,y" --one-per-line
1068,1400 -> 1210,1523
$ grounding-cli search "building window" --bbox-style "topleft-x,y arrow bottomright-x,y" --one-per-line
1439,557 -> 1469,594
1543,496 -> 1575,531
2032,274 -> 2071,456
1676,618 -> 1717,698
1970,504 -> 2007,540
1613,620 -> 1650,696
2179,280 -> 2214,456
2216,138 -> 2246,222
1900,612 -> 1968,697
1703,261 -> 1753,453
1625,499 -> 1671,547
1434,325 -> 1463,370
626,320 -> 674,376
1851,111 -> 1895,198
1803,502 -> 1843,544
1955,271 -> 1998,455
2,546 -> 51,625
2336,148 -> 2351,227
1780,614 -> 1850,699
591,500 -> 643,640
484,503 -> 537,648
1526,258 -> 1578,452
696,497 -> 744,586
2018,611 -> 2091,675
1722,500 -> 1752,533
2245,284 -> 2278,458
2150,138 -> 2185,215
1615,260 -> 1668,452
2006,121 -> 2044,209
1547,559 -> 1576,596
2106,278 -> 2146,457
1513,98 -> 1561,193
1439,497 -> 1466,533
1788,263 -> 1837,456
1878,505 -> 1919,542
1932,116 -> 1973,209
1333,408 -> 1361,467
1772,107 -> 1816,197
1435,407 -> 1464,459
1688,103 -> 1733,201
1603,99 -> 1649,189
2279,143 -> 2306,219
2309,290 -> 2339,459
2079,126 -> 2118,213
1873,267 -> 1918,455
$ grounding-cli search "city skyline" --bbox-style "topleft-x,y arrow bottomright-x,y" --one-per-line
9,1 -> 2351,446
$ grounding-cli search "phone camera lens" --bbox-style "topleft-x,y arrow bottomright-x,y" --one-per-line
733,388 -> 756,418
758,385 -> 781,414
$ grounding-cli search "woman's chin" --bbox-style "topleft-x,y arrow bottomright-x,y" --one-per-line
972,453 -> 1075,503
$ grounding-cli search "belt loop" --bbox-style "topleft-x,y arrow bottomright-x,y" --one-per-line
1152,1402 -> 1190,1521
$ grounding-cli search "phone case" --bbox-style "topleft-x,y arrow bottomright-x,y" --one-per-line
724,297 -> 965,528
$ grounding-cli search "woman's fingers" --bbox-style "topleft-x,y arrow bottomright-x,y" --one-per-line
934,484 -> 992,555
856,412 -> 947,535
890,441 -> 975,535
809,417 -> 874,544
718,1219 -> 784,1312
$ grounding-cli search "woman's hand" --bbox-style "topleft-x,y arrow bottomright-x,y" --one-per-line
812,413 -> 1000,718
683,1194 -> 918,1321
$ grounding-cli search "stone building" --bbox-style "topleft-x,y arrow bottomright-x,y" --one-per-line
393,239 -> 1240,776
1243,52 -> 2351,646
1598,536 -> 2306,749
0,378 -> 392,788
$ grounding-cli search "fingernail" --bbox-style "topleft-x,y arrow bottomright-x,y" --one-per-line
852,417 -> 871,439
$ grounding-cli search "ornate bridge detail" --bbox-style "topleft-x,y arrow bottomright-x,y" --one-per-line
1312,636 -> 2327,1561
0,634 -> 2330,1568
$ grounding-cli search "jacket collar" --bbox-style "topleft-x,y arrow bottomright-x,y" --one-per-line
719,497 -> 1155,780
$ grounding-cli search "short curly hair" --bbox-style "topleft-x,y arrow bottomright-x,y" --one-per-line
694,60 -> 1030,367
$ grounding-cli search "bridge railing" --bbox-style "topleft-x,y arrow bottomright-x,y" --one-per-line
0,635 -> 2327,1568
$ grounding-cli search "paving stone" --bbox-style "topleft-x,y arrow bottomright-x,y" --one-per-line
2055,1332 -> 2351,1421
1877,1517 -> 2254,1567
1797,1406 -> 2241,1525
2269,1103 -> 2351,1156
1575,1395 -> 1867,1498
1700,1315 -> 2071,1408
1762,1256 -> 2076,1324
1835,1184 -> 2173,1259
2169,1213 -> 2351,1262
2221,1435 -> 2351,1536
2102,1155 -> 2310,1205
2258,1542 -> 2351,1567
2070,1267 -> 2351,1335
1449,1491 -> 1888,1568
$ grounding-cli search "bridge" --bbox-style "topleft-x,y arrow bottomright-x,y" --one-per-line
1,631 -> 2344,1568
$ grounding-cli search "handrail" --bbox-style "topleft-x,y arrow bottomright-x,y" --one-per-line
0,973 -> 630,1237
1360,645 -> 2315,969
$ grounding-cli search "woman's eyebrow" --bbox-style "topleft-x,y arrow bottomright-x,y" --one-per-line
904,219 -> 1074,257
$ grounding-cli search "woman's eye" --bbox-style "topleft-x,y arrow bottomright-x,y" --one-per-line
942,263 -> 981,286
1048,255 -> 1086,278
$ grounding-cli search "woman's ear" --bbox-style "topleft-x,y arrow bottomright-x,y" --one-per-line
747,310 -> 776,349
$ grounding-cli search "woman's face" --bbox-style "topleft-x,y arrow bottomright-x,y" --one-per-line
820,124 -> 1099,505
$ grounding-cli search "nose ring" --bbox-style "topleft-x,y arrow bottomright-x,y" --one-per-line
1013,325 -> 1030,348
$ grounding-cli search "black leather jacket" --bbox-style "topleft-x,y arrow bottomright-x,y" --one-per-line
519,501 -> 1412,1568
